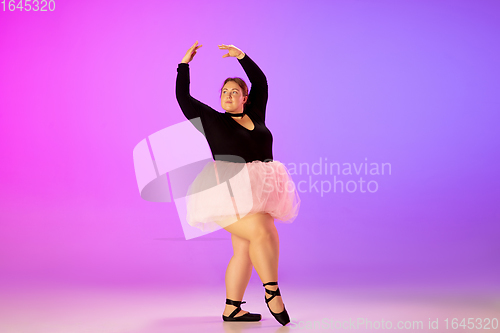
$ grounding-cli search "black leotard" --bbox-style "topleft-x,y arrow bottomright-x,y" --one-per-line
176,54 -> 273,163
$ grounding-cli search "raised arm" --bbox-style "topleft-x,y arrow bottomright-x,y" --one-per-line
238,54 -> 268,122
176,62 -> 204,120
176,41 -> 218,123
219,44 -> 268,122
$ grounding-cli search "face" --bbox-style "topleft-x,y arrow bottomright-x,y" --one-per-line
221,81 -> 248,113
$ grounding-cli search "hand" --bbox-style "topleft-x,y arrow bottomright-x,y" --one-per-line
218,44 -> 245,60
181,41 -> 202,64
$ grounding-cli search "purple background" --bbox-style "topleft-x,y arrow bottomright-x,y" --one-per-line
1,0 -> 499,290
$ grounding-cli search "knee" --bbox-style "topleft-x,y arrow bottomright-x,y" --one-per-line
232,252 -> 252,266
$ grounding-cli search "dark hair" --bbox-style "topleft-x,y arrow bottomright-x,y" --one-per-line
220,77 -> 250,106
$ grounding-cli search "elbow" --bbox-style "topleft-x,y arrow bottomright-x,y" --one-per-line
261,75 -> 268,86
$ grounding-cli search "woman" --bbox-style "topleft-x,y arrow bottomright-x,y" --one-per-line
176,41 -> 300,326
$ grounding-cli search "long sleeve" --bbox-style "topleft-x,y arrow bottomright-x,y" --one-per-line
176,63 -> 218,123
238,54 -> 268,122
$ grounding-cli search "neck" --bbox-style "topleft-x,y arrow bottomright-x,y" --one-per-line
226,110 -> 245,118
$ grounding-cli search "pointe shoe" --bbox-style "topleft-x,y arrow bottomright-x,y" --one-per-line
222,299 -> 262,322
263,281 -> 290,326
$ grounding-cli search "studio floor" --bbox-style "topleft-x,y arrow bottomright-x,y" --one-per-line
0,280 -> 499,333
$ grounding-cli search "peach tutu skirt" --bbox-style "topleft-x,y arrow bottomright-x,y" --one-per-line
186,160 -> 301,232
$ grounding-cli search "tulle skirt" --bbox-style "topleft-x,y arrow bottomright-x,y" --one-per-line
186,160 -> 300,232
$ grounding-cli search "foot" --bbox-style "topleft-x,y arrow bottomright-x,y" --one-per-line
223,304 -> 249,318
264,284 -> 285,314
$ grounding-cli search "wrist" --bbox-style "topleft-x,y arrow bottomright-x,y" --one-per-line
237,52 -> 245,60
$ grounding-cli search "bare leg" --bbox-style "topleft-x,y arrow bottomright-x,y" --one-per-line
222,233 -> 253,317
223,212 -> 284,314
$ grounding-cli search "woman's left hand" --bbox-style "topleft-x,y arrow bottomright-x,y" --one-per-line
218,44 -> 245,60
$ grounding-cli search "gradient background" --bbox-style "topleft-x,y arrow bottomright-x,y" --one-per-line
1,0 -> 499,297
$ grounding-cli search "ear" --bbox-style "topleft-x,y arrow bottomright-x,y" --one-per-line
243,95 -> 248,104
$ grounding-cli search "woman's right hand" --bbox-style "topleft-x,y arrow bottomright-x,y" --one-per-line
181,41 -> 202,64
